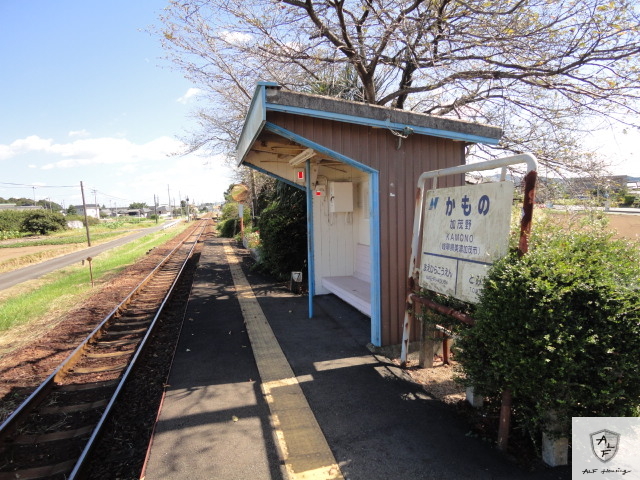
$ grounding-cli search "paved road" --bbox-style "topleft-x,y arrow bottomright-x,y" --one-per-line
0,221 -> 181,291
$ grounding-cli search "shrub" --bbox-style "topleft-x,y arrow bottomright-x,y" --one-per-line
456,224 -> 640,440
0,210 -> 28,232
21,211 -> 68,235
0,231 -> 22,240
218,218 -> 239,238
257,184 -> 307,280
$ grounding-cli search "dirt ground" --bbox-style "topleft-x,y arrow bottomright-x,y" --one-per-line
0,244 -> 56,262
606,213 -> 640,240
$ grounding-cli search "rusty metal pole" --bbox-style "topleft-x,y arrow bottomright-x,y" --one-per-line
497,169 -> 537,451
497,389 -> 513,451
518,169 -> 537,255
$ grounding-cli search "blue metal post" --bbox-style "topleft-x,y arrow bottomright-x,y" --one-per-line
305,159 -> 315,318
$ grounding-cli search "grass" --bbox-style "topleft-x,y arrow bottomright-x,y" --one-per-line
0,231 -> 127,248
0,218 -> 161,248
0,219 -> 169,273
0,223 -> 189,332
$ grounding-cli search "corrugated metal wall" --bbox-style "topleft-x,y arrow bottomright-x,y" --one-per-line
269,112 -> 464,346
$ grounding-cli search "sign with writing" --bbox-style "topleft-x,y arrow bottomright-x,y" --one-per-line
419,182 -> 514,303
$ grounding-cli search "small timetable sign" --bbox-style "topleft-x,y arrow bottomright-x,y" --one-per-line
419,182 -> 514,303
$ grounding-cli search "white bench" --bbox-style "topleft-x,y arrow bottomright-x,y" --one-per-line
321,244 -> 371,316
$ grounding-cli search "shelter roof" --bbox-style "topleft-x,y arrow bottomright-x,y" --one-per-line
237,82 -> 503,165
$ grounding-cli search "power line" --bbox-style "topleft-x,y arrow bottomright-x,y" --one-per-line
0,182 -> 77,188
90,189 -> 129,202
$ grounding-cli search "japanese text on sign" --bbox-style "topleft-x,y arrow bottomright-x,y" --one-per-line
419,182 -> 514,303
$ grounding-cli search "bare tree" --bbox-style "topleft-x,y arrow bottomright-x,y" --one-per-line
157,0 -> 640,175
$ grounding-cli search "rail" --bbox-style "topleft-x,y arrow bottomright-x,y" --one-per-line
0,219 -> 207,480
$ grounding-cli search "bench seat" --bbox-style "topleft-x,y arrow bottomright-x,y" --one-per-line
322,275 -> 371,316
321,244 -> 371,317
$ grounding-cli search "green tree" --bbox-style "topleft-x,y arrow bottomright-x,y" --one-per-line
129,202 -> 148,209
21,211 -> 68,235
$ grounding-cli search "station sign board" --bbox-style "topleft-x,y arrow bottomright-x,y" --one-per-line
419,182 -> 514,303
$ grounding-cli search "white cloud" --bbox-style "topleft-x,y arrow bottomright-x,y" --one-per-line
220,30 -> 252,45
68,129 -> 91,138
177,87 -> 203,104
0,134 -> 184,170
0,134 -> 236,205
11,135 -> 55,153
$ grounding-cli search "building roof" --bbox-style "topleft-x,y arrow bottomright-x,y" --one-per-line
237,82 -> 503,165
73,204 -> 100,209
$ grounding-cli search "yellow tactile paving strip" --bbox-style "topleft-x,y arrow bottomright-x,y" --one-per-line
224,243 -> 344,480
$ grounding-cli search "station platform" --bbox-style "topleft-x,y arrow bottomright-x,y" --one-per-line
142,236 -> 569,480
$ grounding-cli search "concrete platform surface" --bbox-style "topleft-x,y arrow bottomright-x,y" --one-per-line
142,236 -> 570,480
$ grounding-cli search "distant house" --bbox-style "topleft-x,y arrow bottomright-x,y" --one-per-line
74,204 -> 100,219
0,204 -> 43,211
125,208 -> 153,218
156,206 -> 171,217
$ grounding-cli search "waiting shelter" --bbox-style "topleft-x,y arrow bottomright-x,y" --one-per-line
236,82 -> 502,347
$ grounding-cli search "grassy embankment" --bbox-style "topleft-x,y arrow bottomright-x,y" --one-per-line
0,221 -> 189,333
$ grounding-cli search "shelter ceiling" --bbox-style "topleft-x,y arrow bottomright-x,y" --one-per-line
244,132 -> 343,170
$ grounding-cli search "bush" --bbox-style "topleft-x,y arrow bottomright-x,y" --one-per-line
257,184 -> 307,280
621,194 -> 638,207
456,224 -> 640,441
0,210 -> 28,232
218,218 -> 240,238
21,211 -> 68,235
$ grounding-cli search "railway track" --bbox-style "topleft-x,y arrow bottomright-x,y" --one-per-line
0,219 -> 208,480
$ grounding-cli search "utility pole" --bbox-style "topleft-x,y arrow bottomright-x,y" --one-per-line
80,181 -> 91,247
153,194 -> 158,223
167,184 -> 171,218
92,189 -> 98,218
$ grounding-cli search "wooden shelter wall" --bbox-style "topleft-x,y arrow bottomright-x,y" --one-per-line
269,112 -> 464,345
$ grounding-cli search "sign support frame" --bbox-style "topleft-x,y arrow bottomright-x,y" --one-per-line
400,153 -> 538,367
400,153 -> 537,453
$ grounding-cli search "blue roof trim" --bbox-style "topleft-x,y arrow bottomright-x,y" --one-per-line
265,102 -> 501,145
236,83 -> 274,165
244,162 -> 306,191
264,122 -> 378,174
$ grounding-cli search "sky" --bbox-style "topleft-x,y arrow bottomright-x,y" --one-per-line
0,2 -> 638,213
0,1 -> 235,210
